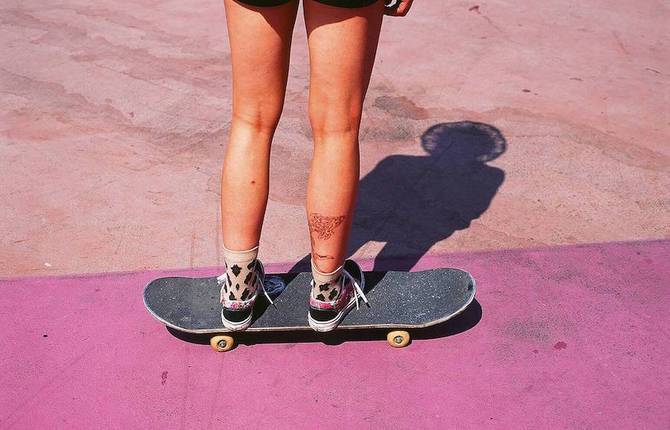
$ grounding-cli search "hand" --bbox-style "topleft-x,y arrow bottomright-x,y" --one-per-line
383,0 -> 413,16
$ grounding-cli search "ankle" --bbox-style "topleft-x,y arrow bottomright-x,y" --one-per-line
311,259 -> 344,302
222,245 -> 260,302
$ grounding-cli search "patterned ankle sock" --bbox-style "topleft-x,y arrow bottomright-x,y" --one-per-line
222,245 -> 260,302
311,259 -> 344,302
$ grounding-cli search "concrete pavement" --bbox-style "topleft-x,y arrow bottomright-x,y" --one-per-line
1,0 -> 668,275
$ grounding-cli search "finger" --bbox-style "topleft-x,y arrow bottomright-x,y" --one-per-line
383,0 -> 401,16
384,0 -> 411,17
395,0 -> 411,16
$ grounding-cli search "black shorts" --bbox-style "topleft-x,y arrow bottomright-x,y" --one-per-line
235,0 -> 378,7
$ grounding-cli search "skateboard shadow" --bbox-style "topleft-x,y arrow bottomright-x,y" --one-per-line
289,120 -> 506,273
165,298 -> 482,349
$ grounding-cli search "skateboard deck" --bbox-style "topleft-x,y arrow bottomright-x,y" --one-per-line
144,262 -> 475,350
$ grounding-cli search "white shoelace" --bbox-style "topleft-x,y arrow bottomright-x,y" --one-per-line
342,269 -> 369,310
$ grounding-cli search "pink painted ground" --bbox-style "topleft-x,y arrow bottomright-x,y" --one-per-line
2,240 -> 668,429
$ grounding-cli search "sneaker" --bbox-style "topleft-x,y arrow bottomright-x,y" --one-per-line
218,259 -> 274,331
308,260 -> 368,332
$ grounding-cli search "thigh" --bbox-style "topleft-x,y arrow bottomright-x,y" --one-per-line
224,0 -> 299,129
303,0 -> 384,133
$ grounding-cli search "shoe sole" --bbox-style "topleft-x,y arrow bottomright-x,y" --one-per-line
307,296 -> 358,332
221,309 -> 253,331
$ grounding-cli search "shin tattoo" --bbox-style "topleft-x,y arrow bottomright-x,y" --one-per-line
308,213 -> 345,262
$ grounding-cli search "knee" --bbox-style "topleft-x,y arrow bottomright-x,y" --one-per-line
232,102 -> 284,134
308,97 -> 363,141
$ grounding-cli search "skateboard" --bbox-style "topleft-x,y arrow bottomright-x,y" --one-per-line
143,261 -> 475,351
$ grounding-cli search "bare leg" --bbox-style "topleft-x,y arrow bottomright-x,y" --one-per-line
303,0 -> 384,273
219,0 -> 299,330
221,0 -> 299,251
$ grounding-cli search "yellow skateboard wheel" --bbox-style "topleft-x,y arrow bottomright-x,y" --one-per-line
210,335 -> 235,352
387,330 -> 410,348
